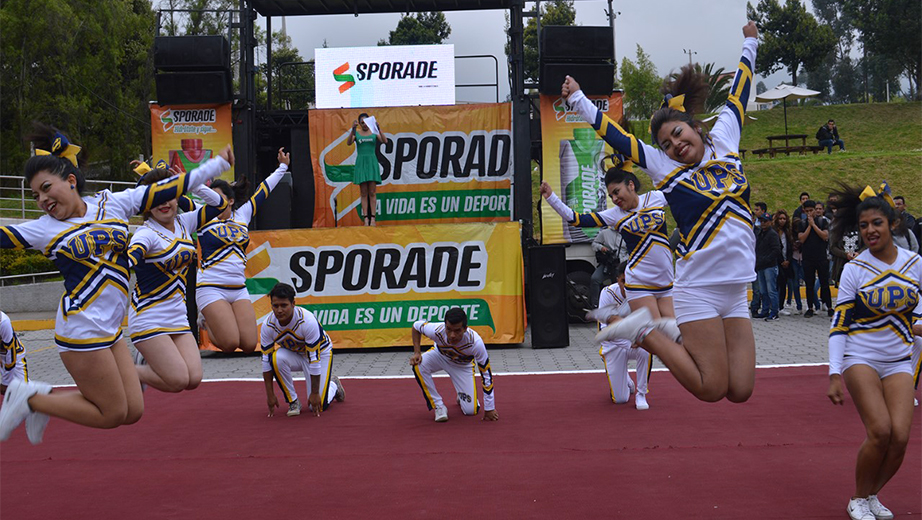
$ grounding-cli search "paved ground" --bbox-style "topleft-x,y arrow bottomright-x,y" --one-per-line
11,310 -> 833,386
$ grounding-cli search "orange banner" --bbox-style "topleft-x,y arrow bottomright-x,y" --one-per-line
149,103 -> 235,182
539,92 -> 623,244
309,103 -> 513,228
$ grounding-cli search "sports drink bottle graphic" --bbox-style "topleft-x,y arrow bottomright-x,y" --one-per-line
169,139 -> 212,173
559,128 -> 606,242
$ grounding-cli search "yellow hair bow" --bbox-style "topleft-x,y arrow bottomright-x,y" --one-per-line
661,93 -> 686,112
133,161 -> 152,176
858,182 -> 895,208
603,152 -> 634,173
34,132 -> 81,167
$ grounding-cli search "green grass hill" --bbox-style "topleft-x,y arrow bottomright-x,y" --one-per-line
740,101 -> 922,216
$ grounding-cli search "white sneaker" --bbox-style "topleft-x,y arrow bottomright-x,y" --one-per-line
915,397 -> 918,407
332,375 -> 345,402
793,308 -> 803,315
595,307 -> 653,343
779,308 -> 791,316
134,349 -> 148,393
652,318 -> 682,343
627,377 -> 636,395
287,399 -> 301,417
847,497 -> 875,520
586,304 -> 622,324
867,495 -> 893,520
635,393 -> 649,410
0,379 -> 46,441
434,405 -> 448,422
24,382 -> 52,445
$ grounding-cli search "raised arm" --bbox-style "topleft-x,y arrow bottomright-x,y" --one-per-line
239,148 -> 289,221
346,121 -> 358,146
709,23 -> 759,149
125,149 -> 232,217
540,181 -> 618,228
177,185 -> 229,231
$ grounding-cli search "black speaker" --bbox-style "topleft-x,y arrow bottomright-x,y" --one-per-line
528,246 -> 569,348
541,26 -> 614,62
155,71 -> 232,105
540,62 -> 614,95
154,36 -> 230,71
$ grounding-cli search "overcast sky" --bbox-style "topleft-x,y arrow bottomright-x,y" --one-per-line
256,0 -> 806,104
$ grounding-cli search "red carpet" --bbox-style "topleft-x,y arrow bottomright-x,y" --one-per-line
1,366 -> 919,519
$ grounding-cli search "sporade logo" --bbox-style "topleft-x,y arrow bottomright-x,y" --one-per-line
333,60 -> 440,94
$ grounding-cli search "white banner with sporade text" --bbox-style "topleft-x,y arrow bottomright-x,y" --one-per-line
309,103 -> 512,228
242,222 -> 525,349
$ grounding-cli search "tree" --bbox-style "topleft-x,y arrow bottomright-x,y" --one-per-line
379,12 -> 451,46
619,45 -> 661,120
843,0 -> 921,100
756,81 -> 768,95
264,31 -> 315,110
504,0 -> 576,83
0,0 -> 157,179
746,0 -> 836,86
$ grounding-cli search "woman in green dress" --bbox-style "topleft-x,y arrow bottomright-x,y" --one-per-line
347,113 -> 388,226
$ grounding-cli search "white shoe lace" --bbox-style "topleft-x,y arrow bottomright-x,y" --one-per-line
849,498 -> 873,520
867,496 -> 892,518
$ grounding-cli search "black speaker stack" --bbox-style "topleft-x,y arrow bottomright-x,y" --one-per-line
539,26 -> 614,96
154,36 -> 232,105
528,246 -> 569,348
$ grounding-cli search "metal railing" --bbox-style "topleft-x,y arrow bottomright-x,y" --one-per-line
0,271 -> 61,287
0,175 -> 137,219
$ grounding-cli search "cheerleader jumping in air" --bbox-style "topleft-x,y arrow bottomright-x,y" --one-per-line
540,145 -> 677,329
826,184 -> 919,520
127,163 -> 228,392
196,148 -> 290,353
0,124 -> 232,443
562,21 -> 759,402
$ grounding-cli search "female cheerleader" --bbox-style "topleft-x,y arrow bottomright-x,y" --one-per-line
826,184 -> 919,520
562,21 -> 759,402
0,124 -> 232,443
196,147 -> 289,353
540,159 -> 677,327
346,113 -> 388,226
128,166 -> 228,392
772,209 -> 802,315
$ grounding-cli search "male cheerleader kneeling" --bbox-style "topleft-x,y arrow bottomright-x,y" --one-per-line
597,265 -> 653,410
260,283 -> 344,417
410,308 -> 498,422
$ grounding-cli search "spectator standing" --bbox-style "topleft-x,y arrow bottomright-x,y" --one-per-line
894,195 -> 920,244
892,215 -> 920,254
749,202 -> 767,317
793,192 -> 810,223
772,210 -> 801,315
754,213 -> 782,320
797,200 -> 833,317
815,119 -> 846,154
589,226 -> 628,308
829,219 -> 864,287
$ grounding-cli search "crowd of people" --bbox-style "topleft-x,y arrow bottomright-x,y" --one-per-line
750,190 -> 922,322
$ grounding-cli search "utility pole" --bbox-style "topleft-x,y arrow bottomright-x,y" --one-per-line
683,48 -> 697,66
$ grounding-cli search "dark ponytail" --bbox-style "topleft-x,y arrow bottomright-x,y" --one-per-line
24,122 -> 86,194
604,167 -> 641,193
649,65 -> 710,147
210,177 -> 250,209
828,181 -> 897,246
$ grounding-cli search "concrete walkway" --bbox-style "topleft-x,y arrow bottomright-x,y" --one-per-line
10,311 -> 833,386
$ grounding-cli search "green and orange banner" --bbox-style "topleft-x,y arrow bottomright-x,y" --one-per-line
308,103 -> 512,228
539,92 -> 623,244
242,222 -> 525,349
149,103 -> 235,182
